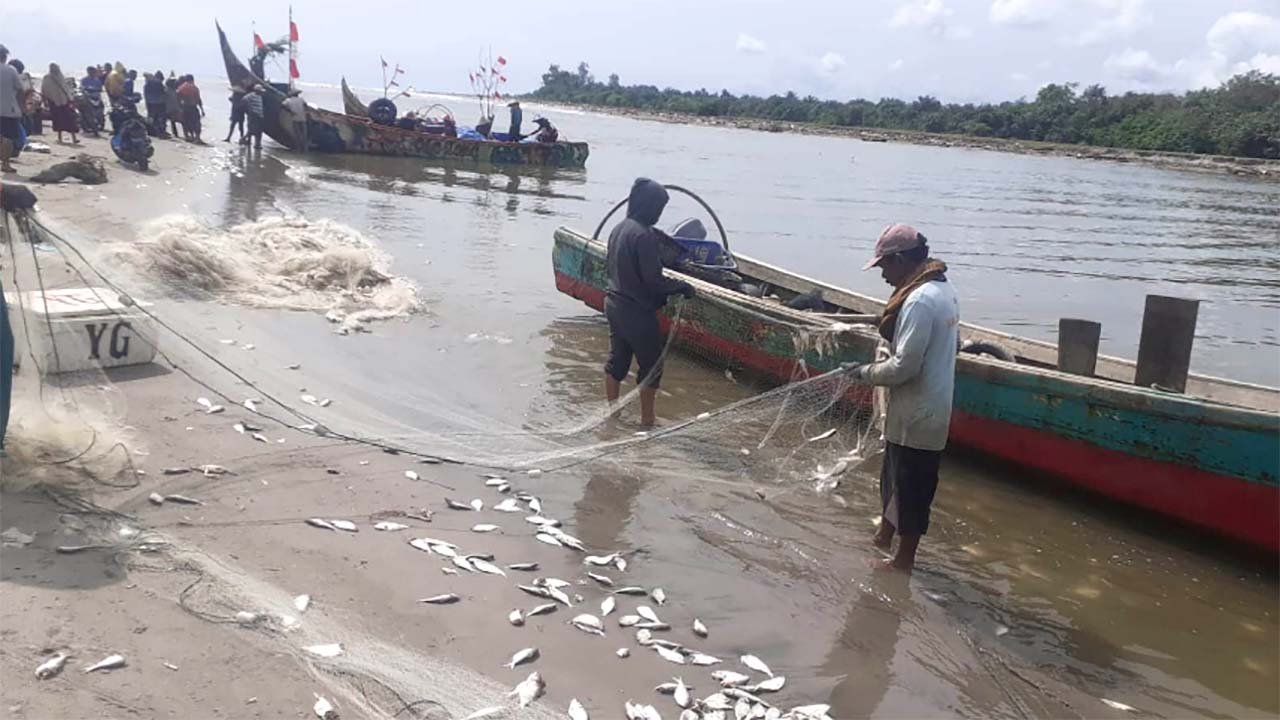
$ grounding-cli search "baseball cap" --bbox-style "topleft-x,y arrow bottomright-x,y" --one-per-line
863,223 -> 924,270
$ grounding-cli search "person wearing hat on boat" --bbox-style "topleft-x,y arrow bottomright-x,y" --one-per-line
532,117 -> 558,143
603,178 -> 696,427
506,100 -> 522,142
845,223 -> 958,573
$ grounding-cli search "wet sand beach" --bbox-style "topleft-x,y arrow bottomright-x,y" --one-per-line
2,85 -> 1277,719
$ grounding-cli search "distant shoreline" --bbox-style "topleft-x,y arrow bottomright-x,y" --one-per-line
533,100 -> 1279,182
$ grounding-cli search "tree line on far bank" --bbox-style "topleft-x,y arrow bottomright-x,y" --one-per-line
528,63 -> 1280,159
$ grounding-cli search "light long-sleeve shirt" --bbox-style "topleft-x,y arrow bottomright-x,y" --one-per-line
861,279 -> 959,451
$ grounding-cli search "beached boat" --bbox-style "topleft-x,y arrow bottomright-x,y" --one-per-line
340,77 -> 367,117
216,24 -> 589,168
552,223 -> 1280,552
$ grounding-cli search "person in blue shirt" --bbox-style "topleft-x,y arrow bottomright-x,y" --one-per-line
506,101 -> 522,141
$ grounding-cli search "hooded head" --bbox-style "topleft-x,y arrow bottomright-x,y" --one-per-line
626,178 -> 668,227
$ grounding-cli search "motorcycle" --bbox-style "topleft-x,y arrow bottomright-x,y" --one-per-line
109,95 -> 154,171
75,90 -> 105,137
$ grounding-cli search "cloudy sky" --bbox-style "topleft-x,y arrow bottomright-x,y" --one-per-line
3,0 -> 1278,102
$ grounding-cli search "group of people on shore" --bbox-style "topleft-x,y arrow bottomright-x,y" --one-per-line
0,42 -> 209,172
223,83 -> 306,151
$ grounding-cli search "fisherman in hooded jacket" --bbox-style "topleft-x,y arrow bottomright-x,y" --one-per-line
602,178 -> 695,427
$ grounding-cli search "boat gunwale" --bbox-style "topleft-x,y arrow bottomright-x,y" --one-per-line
553,225 -> 1280,426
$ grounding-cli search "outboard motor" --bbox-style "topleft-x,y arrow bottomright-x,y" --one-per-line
659,217 -> 742,287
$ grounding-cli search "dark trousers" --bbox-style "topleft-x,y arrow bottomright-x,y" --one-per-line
880,441 -> 942,536
246,115 -> 264,148
604,296 -> 665,389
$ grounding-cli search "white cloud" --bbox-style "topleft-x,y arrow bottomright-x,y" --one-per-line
888,58 -> 905,72
1010,71 -> 1029,81
989,0 -> 1056,27
1074,0 -> 1148,46
816,51 -> 847,77
1206,12 -> 1280,61
890,0 -> 953,29
736,32 -> 767,55
1102,48 -> 1171,85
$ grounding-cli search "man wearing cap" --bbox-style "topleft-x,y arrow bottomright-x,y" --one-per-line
847,224 -> 958,572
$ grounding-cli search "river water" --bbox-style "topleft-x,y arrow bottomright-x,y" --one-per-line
127,84 -> 1278,718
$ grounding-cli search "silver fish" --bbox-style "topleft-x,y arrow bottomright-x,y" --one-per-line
516,491 -> 535,501
234,422 -> 246,434
294,594 -> 311,612
547,586 -> 573,606
452,556 -> 475,572
636,622 -> 671,631
788,705 -> 832,718
636,629 -> 653,646
713,670 -> 750,687
740,654 -> 773,677
461,708 -> 504,720
1101,699 -> 1137,712
587,572 -> 614,587
680,711 -> 698,720
571,614 -> 605,635
465,553 -> 495,561
600,596 -> 616,616
510,671 -> 544,707
313,695 -> 338,720
431,544 -> 458,558
693,619 -> 709,637
614,586 -> 647,595
404,470 -> 420,481
148,492 -> 165,505
506,647 -> 540,669
734,699 -> 751,720
722,688 -> 765,705
374,521 -> 409,531
655,645 -> 685,664
553,531 -> 586,551
651,639 -> 684,651
471,524 -> 500,533
162,467 -> 192,475
637,605 -> 661,623
527,603 -> 558,617
616,556 -> 628,572
408,538 -> 436,554
618,615 -> 642,627
83,654 -> 127,673
508,562 -> 539,571
445,498 -> 472,511
674,676 -> 691,708
494,498 -> 522,513
526,515 -> 558,526
196,464 -> 231,475
508,609 -> 525,626
469,498 -> 484,511
616,648 -> 631,658
329,520 -> 358,533
299,395 -> 317,406
419,593 -> 460,604
197,397 -> 214,410
35,653 -> 67,679
702,693 -> 733,711
584,553 -> 618,566
206,405 -> 225,414
518,584 -> 553,599
165,494 -> 203,505
569,698 -> 590,720
471,559 -> 506,577
651,588 -> 667,606
496,482 -> 511,493
689,652 -> 722,666
535,533 -> 563,547
746,676 -> 785,693
528,497 -> 543,513
319,398 -> 332,407
764,708 -> 782,720
306,518 -> 338,531
808,428 -> 837,442
304,643 -> 343,658
244,399 -> 260,412
441,567 -> 459,575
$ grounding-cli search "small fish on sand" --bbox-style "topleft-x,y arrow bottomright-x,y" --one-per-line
509,609 -> 525,626
588,572 -> 614,587
452,556 -> 475,572
304,643 -> 343,658
197,397 -> 215,410
510,671 -> 545,707
472,524 -> 500,533
163,662 -> 179,671
84,654 -> 127,673
600,596 -> 616,616
571,614 -> 606,635
651,588 -> 667,605
747,675 -> 786,693
616,648 -> 631,658
569,698 -> 590,720
714,670 -> 750,687
508,562 -> 539,571
148,492 -> 166,505
329,520 -> 358,533
616,556 -> 628,572
419,593 -> 461,604
445,499 -> 473,511
527,603 -> 558,617
636,629 -> 654,646
674,676 -> 691,708
306,518 -> 338,531
528,497 -> 543,513
471,559 -> 507,577
1101,699 -> 1137,712
374,521 -> 409,531
655,645 -> 686,664
808,428 -> 837,442
301,394 -> 319,406
294,594 -> 311,612
518,584 -> 554,600
535,533 -> 563,547
196,464 -> 231,476
236,611 -> 260,625
470,499 -> 484,511
636,622 -> 671,631
461,708 -> 504,720
584,553 -> 618,566
788,705 -> 832,718
614,586 -> 647,596
35,654 -> 67,679
234,422 -> 246,434
689,652 -> 722,666
165,494 -> 203,505
525,515 -> 560,527
494,498 -> 522,513
507,647 -> 540,669
442,567 -> 459,575
313,695 -> 338,720
693,619 -> 709,637
741,654 -> 773,677
636,605 -> 661,623
162,467 -> 192,475
404,470 -> 420,481
244,398 -> 259,412
618,615 -> 642,627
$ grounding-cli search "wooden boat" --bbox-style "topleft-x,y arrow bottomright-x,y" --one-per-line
552,223 -> 1280,552
340,77 -> 367,117
216,23 -> 590,168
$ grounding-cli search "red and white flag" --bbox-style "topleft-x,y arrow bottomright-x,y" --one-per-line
498,75 -> 507,83
254,33 -> 266,50
496,56 -> 507,66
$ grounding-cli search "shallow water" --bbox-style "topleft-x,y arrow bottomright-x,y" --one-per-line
130,84 -> 1278,717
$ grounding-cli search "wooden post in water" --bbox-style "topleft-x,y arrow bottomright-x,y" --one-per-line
1058,319 -> 1101,377
1135,295 -> 1199,393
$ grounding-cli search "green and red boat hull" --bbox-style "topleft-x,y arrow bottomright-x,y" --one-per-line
552,228 -> 1280,552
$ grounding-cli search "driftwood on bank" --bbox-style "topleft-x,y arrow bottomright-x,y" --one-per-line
31,154 -> 108,185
